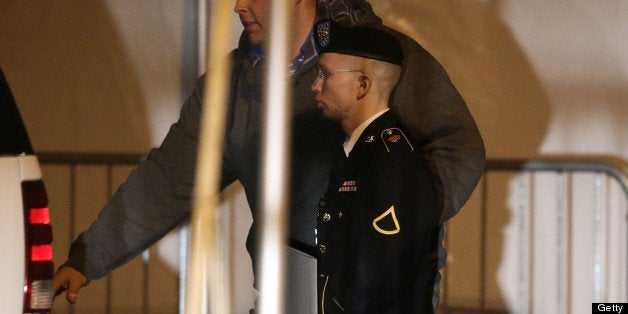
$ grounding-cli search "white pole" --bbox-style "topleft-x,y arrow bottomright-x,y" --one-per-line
258,0 -> 292,313
185,0 -> 233,313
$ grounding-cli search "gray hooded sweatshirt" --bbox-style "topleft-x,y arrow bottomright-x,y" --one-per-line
65,0 -> 484,295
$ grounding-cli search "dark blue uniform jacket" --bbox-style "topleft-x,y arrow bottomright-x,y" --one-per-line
317,111 -> 441,313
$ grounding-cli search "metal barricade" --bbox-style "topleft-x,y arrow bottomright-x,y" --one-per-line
39,154 -> 627,313
441,159 -> 628,314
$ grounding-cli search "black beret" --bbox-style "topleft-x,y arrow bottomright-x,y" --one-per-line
315,20 -> 403,66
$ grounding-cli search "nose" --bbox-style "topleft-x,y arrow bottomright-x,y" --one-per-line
311,76 -> 322,93
234,0 -> 246,13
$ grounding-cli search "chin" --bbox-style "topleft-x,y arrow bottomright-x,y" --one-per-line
247,33 -> 264,47
322,112 -> 339,121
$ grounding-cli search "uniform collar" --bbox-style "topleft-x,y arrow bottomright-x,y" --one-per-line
343,108 -> 390,156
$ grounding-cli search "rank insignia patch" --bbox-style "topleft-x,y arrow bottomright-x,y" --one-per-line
338,180 -> 357,192
316,21 -> 331,47
372,205 -> 400,235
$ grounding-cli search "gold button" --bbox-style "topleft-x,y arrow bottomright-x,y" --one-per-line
323,213 -> 331,222
318,244 -> 327,253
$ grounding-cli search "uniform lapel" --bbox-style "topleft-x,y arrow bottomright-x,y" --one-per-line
347,111 -> 397,160
330,111 -> 398,193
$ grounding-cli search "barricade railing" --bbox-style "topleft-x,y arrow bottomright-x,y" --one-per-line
441,158 -> 627,313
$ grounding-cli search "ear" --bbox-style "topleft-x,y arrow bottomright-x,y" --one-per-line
356,74 -> 371,100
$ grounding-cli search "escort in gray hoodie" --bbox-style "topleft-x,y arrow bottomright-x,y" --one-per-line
64,0 -> 484,300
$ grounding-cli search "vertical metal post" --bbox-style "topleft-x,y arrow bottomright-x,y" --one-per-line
593,175 -> 605,301
179,225 -> 189,314
142,250 -> 151,314
555,172 -> 568,314
516,172 -> 531,313
180,0 -> 206,312
258,0 -> 293,313
185,0 -> 233,313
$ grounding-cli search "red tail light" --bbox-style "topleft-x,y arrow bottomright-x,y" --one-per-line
22,180 -> 54,313
29,208 -> 50,225
30,245 -> 53,262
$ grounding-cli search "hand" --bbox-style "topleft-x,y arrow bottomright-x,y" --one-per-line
52,266 -> 86,305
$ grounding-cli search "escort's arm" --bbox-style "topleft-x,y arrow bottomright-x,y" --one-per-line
390,30 -> 485,222
62,72 -> 238,284
63,78 -> 202,283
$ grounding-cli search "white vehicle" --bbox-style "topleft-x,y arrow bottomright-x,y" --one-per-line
0,68 -> 54,313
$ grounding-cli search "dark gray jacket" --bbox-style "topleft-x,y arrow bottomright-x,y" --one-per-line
65,0 -> 484,285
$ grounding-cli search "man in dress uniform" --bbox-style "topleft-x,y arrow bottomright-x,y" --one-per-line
311,20 -> 440,313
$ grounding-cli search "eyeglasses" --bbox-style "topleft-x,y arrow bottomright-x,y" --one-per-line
315,65 -> 363,80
